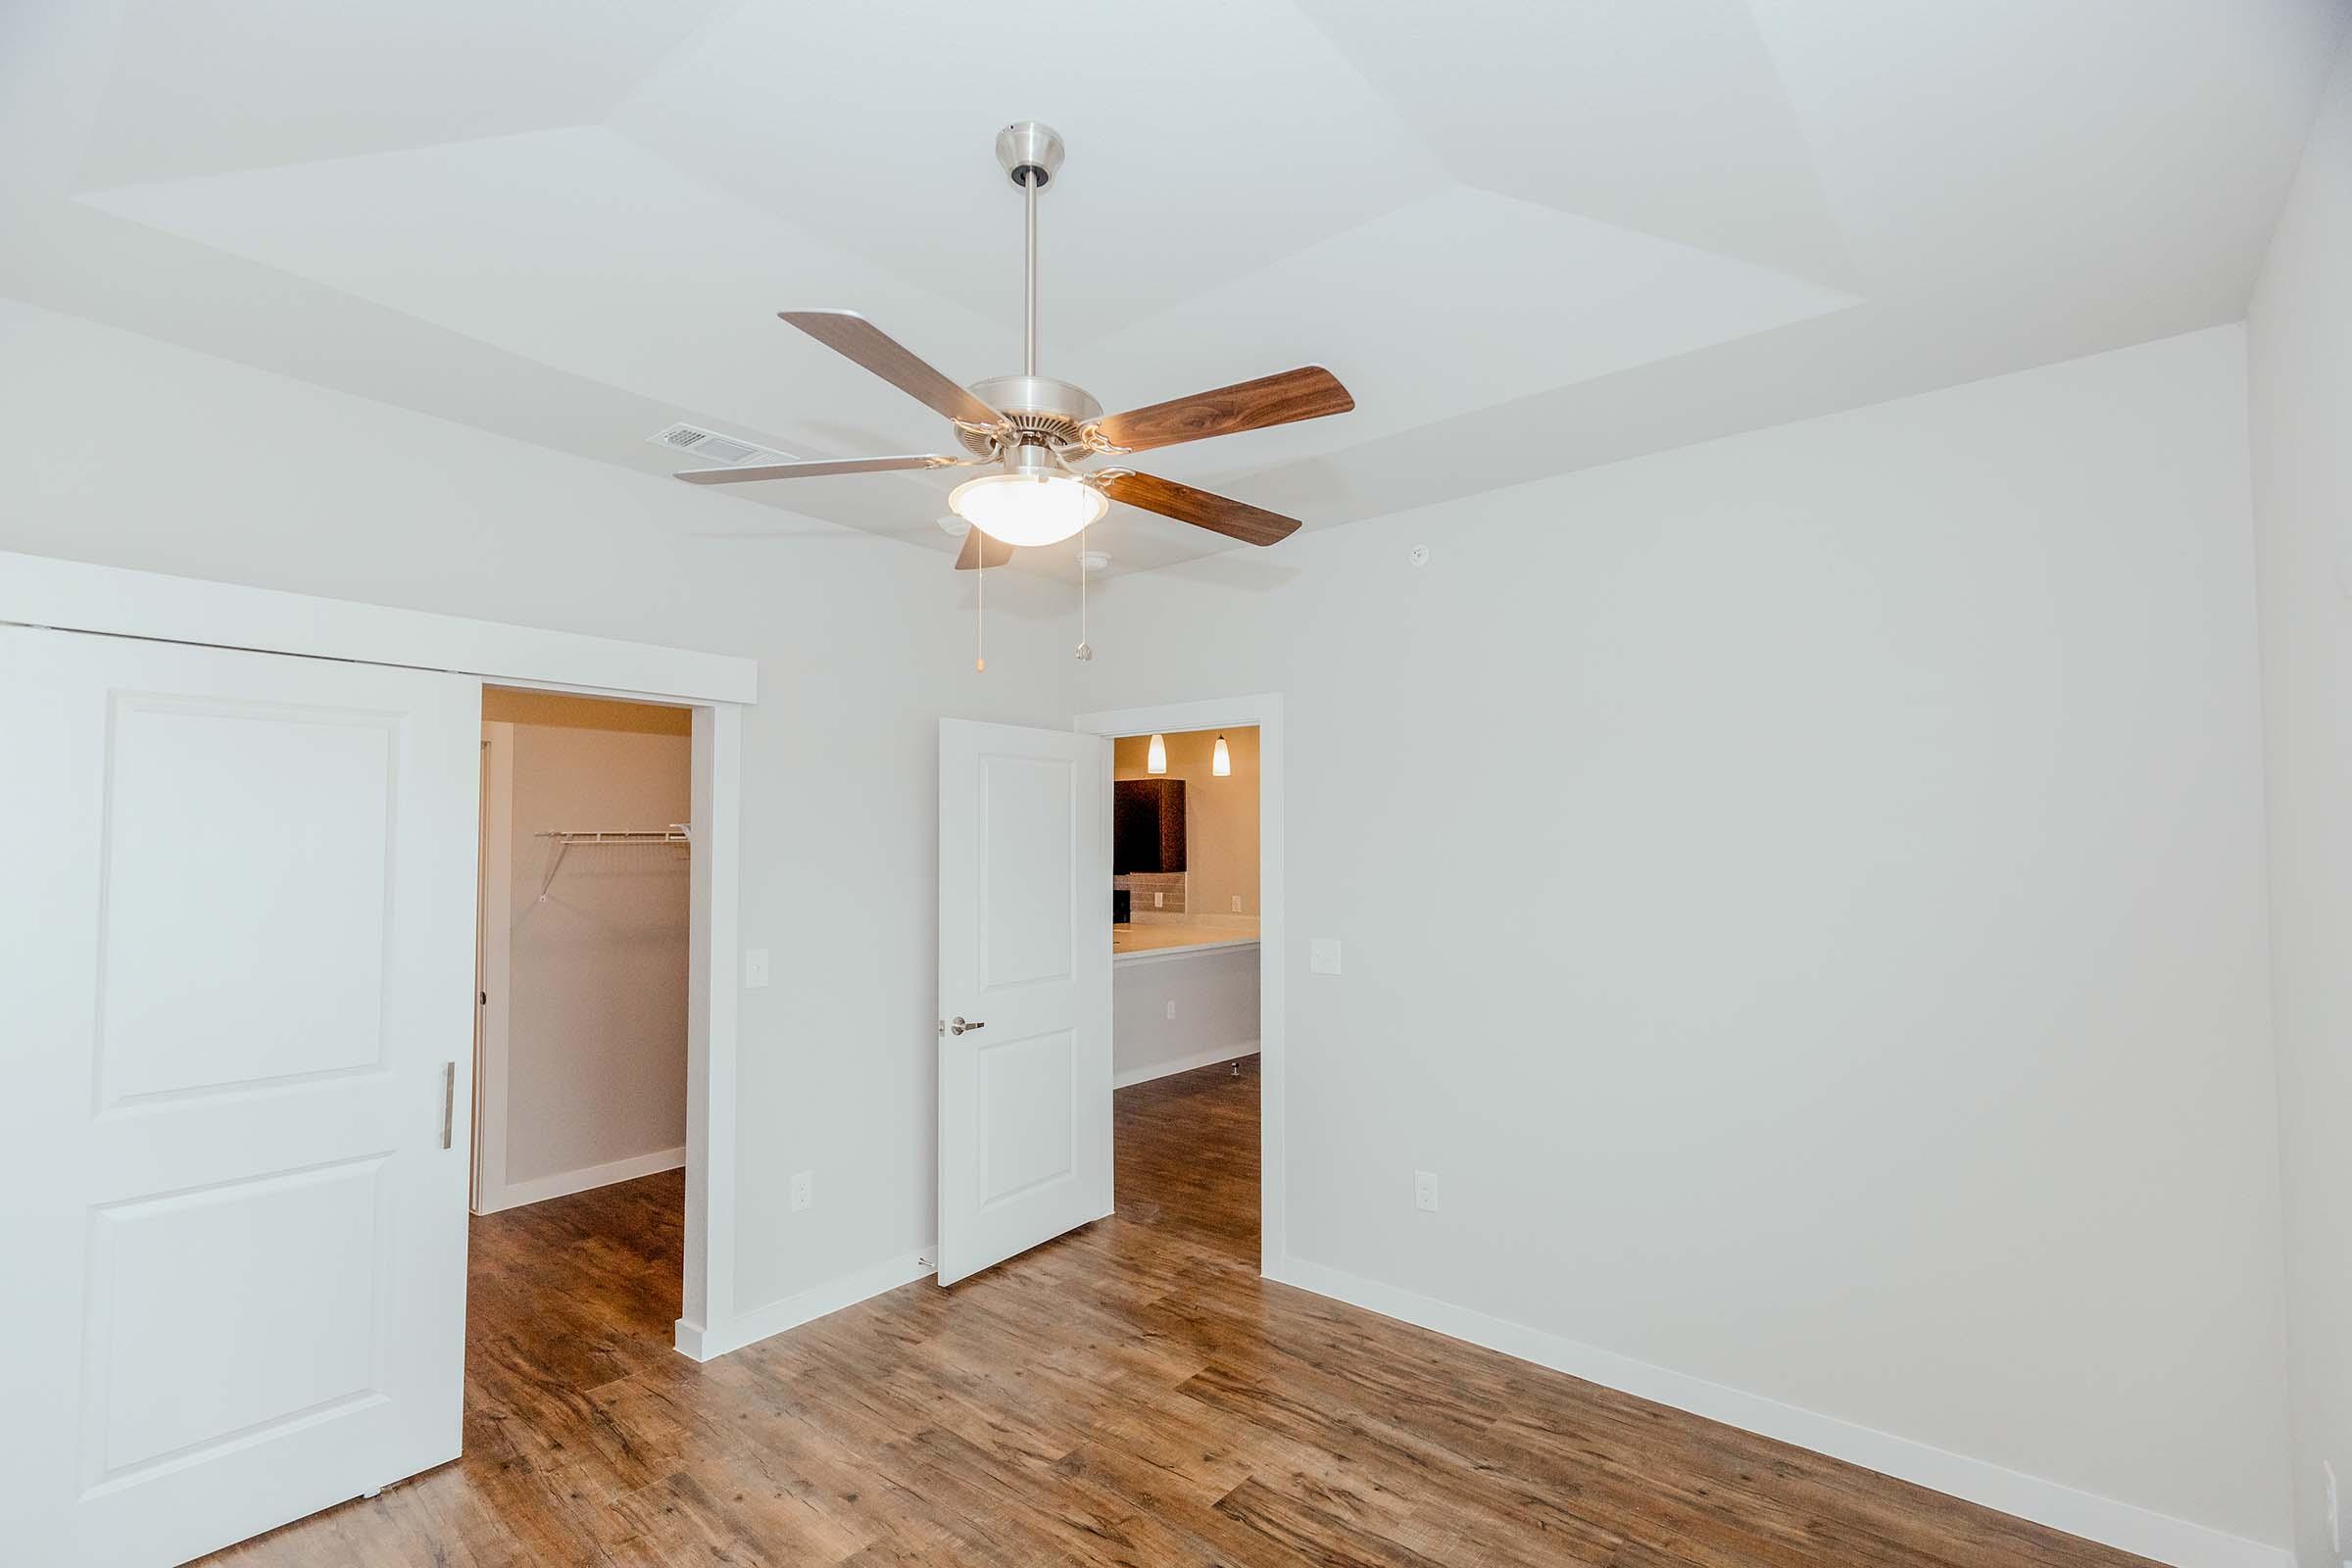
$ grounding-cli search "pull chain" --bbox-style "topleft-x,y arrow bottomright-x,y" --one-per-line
1075,526 -> 1093,662
975,546 -> 986,673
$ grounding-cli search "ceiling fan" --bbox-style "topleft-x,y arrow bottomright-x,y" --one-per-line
674,122 -> 1355,571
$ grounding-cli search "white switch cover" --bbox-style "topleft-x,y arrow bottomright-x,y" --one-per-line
1309,938 -> 1343,975
790,1170 -> 812,1212
1164,1000 -> 1177,1020
1153,891 -> 1164,908
744,948 -> 770,989
1414,1171 -> 1439,1212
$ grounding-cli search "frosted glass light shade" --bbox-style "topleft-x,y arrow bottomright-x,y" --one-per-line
948,471 -> 1107,548
1212,735 -> 1231,776
1146,733 -> 1167,774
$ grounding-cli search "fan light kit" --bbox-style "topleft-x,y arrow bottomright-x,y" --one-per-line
674,121 -> 1358,664
947,469 -> 1106,547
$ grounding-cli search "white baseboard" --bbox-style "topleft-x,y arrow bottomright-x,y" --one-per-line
1268,1256 -> 2288,1568
478,1145 -> 685,1214
677,1244 -> 937,1362
1114,1043 -> 1259,1089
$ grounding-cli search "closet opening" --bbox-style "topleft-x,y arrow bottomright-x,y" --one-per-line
470,687 -> 694,1374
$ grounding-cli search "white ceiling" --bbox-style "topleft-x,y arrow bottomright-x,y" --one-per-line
1,0 -> 2342,579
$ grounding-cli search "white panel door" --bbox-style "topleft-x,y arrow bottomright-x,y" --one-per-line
936,718 -> 1111,1287
0,626 -> 480,1566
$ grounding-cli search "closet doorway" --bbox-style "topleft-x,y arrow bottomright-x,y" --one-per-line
473,688 -> 693,1219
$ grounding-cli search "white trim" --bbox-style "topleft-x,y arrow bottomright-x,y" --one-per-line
1269,1255 -> 2289,1568
0,550 -> 756,704
1075,694 -> 1285,1274
471,723 -> 515,1214
682,1246 -> 937,1362
1114,1045 -> 1259,1090
677,702 -> 744,1357
477,1147 -> 686,1214
1113,936 -> 1260,967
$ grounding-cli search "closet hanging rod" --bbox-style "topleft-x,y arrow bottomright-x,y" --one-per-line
534,824 -> 692,903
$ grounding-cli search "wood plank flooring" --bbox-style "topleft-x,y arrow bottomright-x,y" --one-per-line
205,1056 -> 2156,1566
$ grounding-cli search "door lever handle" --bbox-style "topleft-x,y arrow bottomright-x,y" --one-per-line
948,1016 -> 986,1036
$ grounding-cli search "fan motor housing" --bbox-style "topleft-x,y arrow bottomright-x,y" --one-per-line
958,373 -> 1102,456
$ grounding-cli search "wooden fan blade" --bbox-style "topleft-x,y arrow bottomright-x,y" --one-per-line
1086,367 -> 1352,455
954,525 -> 1015,571
675,454 -> 958,485
1097,471 -> 1301,547
779,310 -> 1004,429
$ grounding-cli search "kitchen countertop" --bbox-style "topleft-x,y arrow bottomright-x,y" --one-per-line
1111,920 -> 1260,958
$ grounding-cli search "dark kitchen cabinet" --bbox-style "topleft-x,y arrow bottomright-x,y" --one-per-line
1113,779 -> 1187,874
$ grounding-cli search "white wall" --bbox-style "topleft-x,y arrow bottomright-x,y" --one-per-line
1113,947 -> 1260,1086
0,298 -> 1075,1336
1076,326 -> 2292,1555
496,712 -> 691,1202
2248,33 -> 2352,1568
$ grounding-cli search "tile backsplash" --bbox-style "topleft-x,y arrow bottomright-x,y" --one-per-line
1113,871 -> 1185,916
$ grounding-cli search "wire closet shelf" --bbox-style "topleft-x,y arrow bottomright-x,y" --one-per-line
533,824 -> 692,903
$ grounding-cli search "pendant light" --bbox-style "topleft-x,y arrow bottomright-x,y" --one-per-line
1212,734 -> 1231,776
1146,733 -> 1167,775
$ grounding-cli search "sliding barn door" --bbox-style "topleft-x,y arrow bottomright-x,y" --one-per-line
0,626 -> 480,1565
936,719 -> 1111,1286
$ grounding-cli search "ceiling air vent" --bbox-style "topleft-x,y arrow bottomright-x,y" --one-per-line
649,422 -> 788,467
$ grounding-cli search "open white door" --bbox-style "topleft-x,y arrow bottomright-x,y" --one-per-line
936,718 -> 1111,1287
0,626 -> 480,1565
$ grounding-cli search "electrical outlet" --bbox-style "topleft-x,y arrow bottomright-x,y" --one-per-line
1231,894 -> 1243,912
790,1170 -> 812,1213
1414,1170 -> 1439,1212
1153,891 -> 1164,908
743,948 -> 770,989
1164,1000 -> 1177,1020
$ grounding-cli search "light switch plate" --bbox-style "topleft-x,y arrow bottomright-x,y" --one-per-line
1309,938 -> 1342,975
744,948 -> 770,989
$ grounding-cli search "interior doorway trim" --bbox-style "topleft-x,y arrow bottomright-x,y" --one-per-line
1073,693 -> 1286,1274
0,549 -> 755,1362
474,721 -> 515,1213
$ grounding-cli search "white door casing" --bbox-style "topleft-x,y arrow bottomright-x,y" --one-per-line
0,626 -> 480,1565
935,719 -> 1112,1287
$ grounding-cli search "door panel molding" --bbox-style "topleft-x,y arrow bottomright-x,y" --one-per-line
3,627 -> 477,1566
937,719 -> 1112,1287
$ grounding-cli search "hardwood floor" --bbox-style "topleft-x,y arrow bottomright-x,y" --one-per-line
205,1056 -> 2155,1566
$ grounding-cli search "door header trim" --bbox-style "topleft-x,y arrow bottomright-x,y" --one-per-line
0,551 -> 756,706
